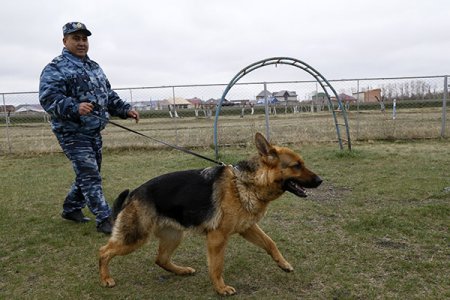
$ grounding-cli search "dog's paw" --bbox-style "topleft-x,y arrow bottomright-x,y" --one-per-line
216,285 -> 236,296
279,262 -> 294,272
179,266 -> 196,275
101,277 -> 116,288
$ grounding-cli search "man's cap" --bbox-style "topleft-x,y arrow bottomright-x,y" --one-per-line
63,22 -> 92,36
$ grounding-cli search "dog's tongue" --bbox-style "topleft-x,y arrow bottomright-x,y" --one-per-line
285,180 -> 307,197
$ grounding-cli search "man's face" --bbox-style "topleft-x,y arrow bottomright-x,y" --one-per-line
63,32 -> 89,58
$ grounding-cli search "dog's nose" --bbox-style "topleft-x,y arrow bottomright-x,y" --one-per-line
314,176 -> 323,187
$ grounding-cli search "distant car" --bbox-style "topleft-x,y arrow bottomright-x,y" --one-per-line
256,97 -> 278,105
221,99 -> 235,106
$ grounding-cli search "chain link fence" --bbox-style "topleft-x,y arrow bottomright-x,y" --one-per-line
1,75 -> 448,155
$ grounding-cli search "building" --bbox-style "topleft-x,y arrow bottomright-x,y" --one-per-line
186,97 -> 203,107
132,100 -> 158,110
0,105 -> 15,113
15,104 -> 45,113
331,93 -> 357,105
256,90 -> 272,101
161,97 -> 192,109
256,89 -> 298,105
272,90 -> 298,102
352,88 -> 381,103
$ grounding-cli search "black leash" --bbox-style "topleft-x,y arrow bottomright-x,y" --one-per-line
90,113 -> 225,166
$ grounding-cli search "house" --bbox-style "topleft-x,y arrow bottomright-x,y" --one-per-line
256,89 -> 298,105
256,90 -> 272,101
15,104 -> 45,113
132,100 -> 158,111
205,98 -> 218,105
312,92 -> 327,102
337,93 -> 356,101
331,93 -> 357,104
202,98 -> 236,106
186,97 -> 203,107
161,97 -> 192,109
352,88 -> 381,103
272,90 -> 298,102
0,105 -> 15,113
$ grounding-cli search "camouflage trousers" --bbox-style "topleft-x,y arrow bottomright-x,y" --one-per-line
54,131 -> 111,224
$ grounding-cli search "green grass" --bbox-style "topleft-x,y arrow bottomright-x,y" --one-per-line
1,140 -> 449,299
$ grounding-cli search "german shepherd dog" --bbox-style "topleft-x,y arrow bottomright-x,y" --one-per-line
99,133 -> 322,295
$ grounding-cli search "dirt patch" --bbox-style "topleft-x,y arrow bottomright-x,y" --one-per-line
375,237 -> 408,249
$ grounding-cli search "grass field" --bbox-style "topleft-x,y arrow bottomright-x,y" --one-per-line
1,105 -> 448,155
1,138 -> 449,299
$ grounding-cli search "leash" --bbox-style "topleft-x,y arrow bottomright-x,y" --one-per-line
89,112 -> 225,166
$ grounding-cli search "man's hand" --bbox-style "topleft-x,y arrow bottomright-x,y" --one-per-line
79,102 -> 94,115
127,109 -> 140,123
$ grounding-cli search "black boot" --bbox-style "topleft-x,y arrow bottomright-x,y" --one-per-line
61,210 -> 91,223
97,218 -> 112,234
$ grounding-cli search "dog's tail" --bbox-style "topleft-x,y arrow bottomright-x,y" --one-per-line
112,189 -> 130,221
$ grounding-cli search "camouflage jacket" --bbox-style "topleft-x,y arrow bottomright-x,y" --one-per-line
39,48 -> 131,134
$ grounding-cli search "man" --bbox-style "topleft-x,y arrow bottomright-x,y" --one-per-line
39,22 -> 139,234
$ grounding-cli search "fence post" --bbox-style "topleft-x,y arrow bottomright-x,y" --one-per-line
441,75 -> 448,138
172,86 -> 180,145
263,82 -> 270,140
2,93 -> 12,154
356,79 -> 360,140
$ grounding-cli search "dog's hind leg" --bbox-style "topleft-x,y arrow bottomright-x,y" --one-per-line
99,205 -> 152,287
240,224 -> 294,272
154,227 -> 196,275
99,238 -> 148,287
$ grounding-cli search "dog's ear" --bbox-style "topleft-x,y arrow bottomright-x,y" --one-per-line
255,132 -> 278,164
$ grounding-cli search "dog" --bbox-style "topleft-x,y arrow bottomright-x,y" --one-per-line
99,132 -> 322,295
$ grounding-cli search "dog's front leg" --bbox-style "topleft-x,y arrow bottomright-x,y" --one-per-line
240,224 -> 294,272
206,230 -> 236,296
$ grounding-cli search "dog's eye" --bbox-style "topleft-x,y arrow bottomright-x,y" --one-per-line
292,163 -> 302,170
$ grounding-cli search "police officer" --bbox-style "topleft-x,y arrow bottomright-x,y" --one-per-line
39,22 -> 139,234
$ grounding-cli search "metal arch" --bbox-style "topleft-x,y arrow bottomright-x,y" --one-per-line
213,57 -> 352,158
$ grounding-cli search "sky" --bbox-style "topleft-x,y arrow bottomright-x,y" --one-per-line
1,0 -> 449,94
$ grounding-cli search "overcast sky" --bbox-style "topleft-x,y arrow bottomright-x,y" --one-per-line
1,0 -> 449,93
